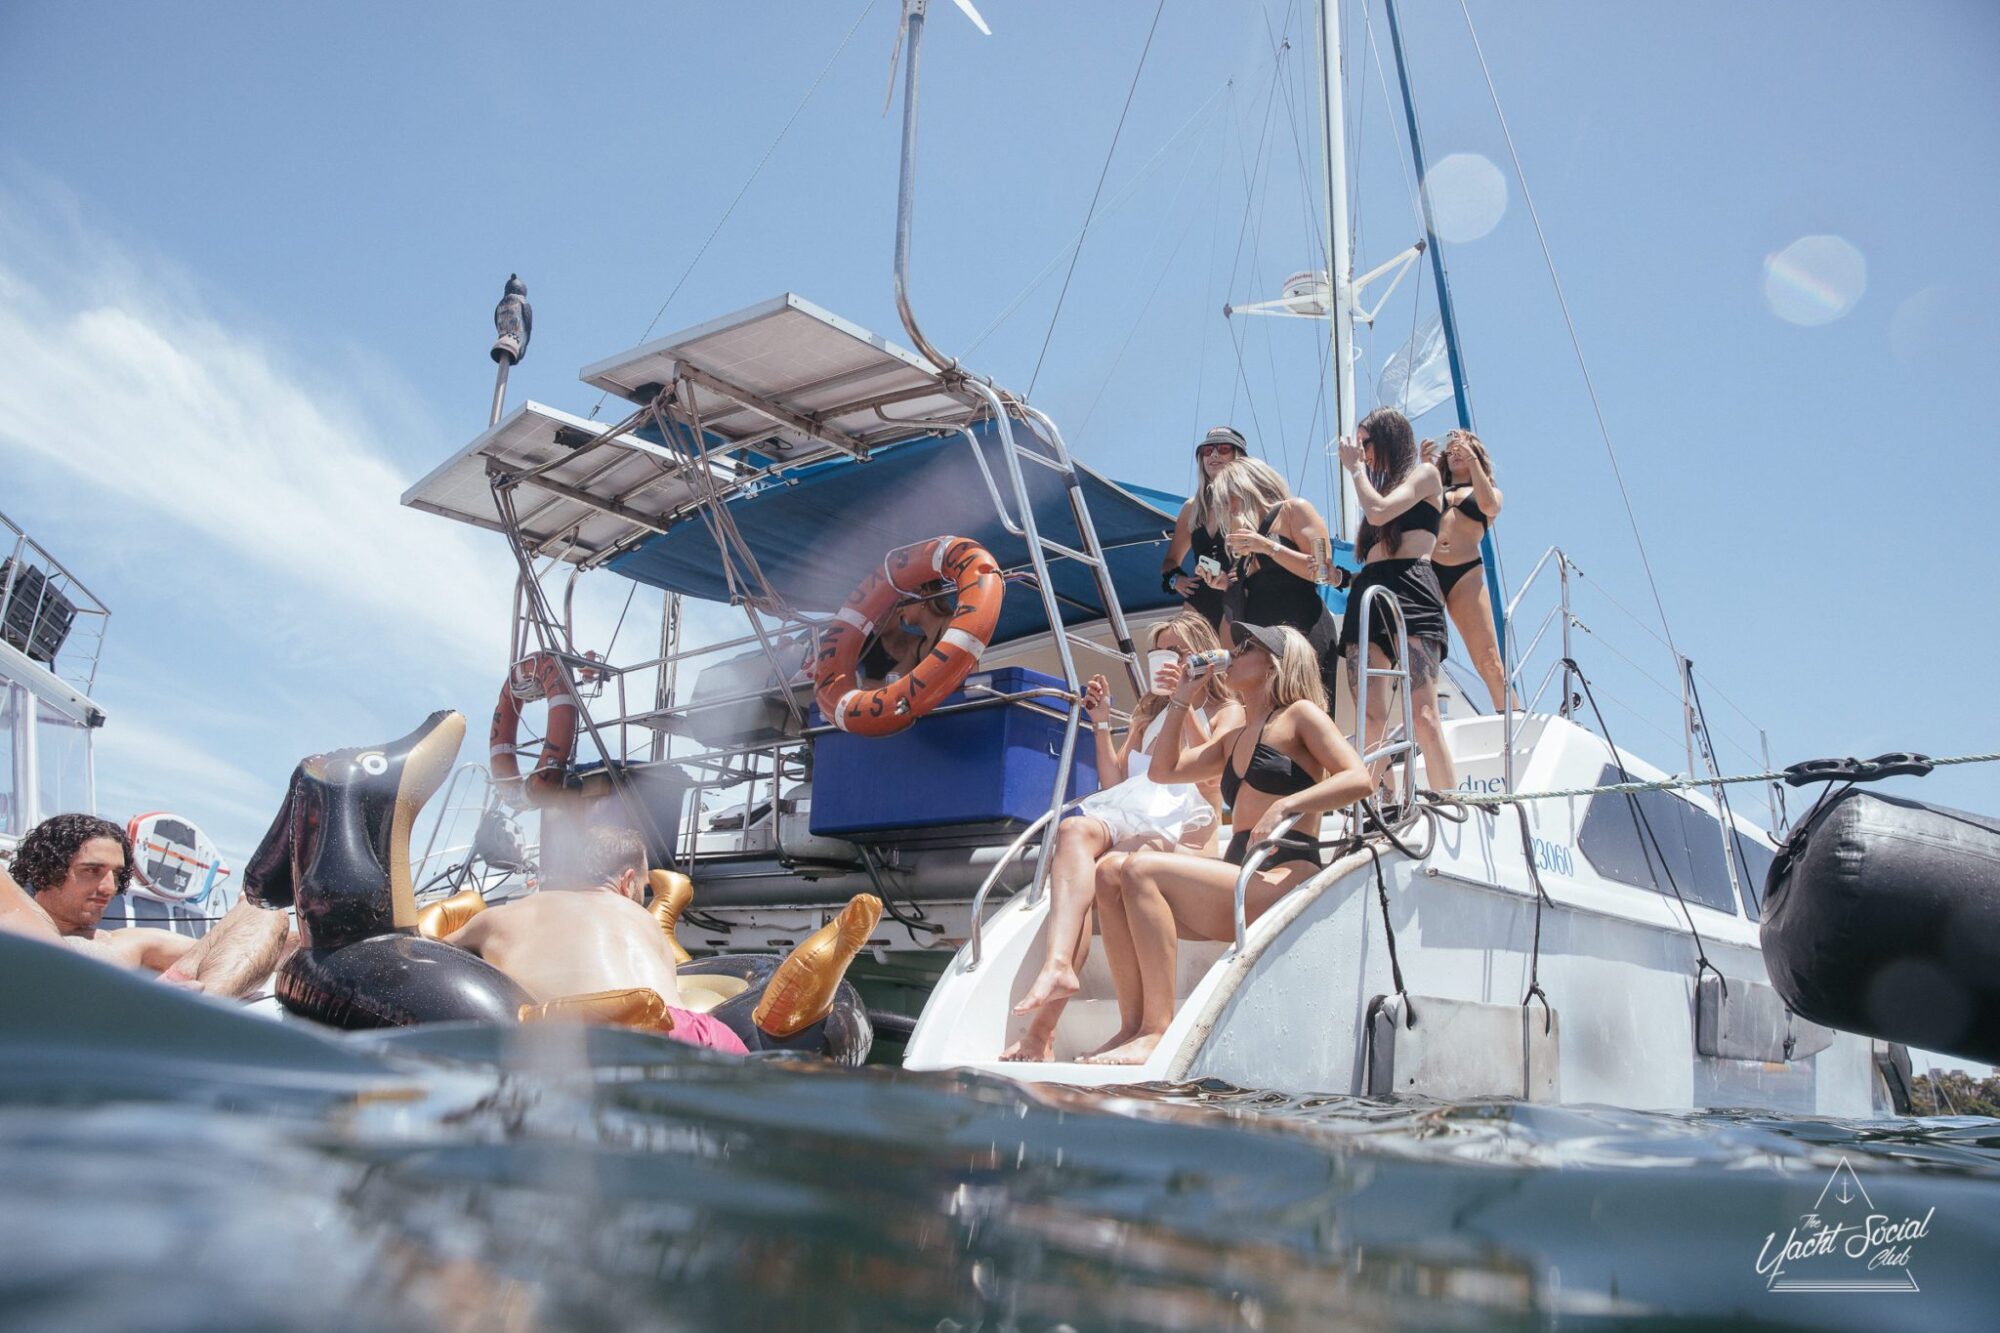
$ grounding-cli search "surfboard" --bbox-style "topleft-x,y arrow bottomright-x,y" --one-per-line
124,811 -> 231,904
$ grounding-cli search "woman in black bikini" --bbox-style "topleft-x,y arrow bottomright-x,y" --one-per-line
1211,458 -> 1341,697
1428,429 -> 1510,710
1330,406 -> 1457,790
1160,425 -> 1251,629
1082,622 -> 1371,1066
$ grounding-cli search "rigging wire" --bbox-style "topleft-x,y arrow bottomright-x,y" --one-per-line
964,79 -> 1231,358
1071,117 -> 1223,443
1223,57 -> 1286,443
1452,0 -> 1681,662
588,0 -> 882,420
1189,86 -> 1233,490
1259,0 -> 1326,270
1026,0 -> 1171,399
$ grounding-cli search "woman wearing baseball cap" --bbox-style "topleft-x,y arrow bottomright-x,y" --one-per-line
1158,426 -> 1250,629
1082,621 -> 1371,1066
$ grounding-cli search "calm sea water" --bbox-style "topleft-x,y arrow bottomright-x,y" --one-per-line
3,944 -> 1998,1332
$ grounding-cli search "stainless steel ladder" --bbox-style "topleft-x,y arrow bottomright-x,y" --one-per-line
957,384 -> 1148,901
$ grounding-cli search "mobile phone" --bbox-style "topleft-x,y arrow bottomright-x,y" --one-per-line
1195,555 -> 1222,581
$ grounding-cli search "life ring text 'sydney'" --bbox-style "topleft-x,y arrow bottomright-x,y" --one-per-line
814,536 -> 1004,738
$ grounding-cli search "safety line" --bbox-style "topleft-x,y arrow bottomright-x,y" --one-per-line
1440,751 -> 2000,807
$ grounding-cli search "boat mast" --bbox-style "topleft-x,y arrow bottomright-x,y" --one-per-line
1315,0 -> 1359,542
1380,0 -> 1504,647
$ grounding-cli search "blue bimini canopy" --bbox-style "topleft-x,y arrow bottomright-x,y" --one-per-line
607,420 -> 1187,645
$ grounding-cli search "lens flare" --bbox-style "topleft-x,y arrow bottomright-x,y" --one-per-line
1421,153 -> 1508,244
1761,235 -> 1866,327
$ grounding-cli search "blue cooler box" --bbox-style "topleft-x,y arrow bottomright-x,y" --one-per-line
810,666 -> 1100,837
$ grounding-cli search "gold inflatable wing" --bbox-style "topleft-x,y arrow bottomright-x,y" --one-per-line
415,885 -> 488,940
648,869 -> 694,964
518,987 -> 675,1033
752,894 -> 882,1038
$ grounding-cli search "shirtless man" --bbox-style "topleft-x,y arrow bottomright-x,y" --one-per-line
446,825 -> 745,1052
2,813 -> 288,996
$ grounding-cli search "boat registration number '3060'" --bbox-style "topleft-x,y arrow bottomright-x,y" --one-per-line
1531,837 -> 1575,877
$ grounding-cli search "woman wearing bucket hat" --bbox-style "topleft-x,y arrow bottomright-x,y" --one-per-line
1158,426 -> 1251,630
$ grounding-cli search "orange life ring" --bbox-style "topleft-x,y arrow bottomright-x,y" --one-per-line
813,536 -> 1004,738
489,652 -> 578,804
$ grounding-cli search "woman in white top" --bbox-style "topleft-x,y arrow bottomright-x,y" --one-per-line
1004,612 -> 1241,1061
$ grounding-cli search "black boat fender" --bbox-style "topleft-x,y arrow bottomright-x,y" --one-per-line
245,710 -> 528,1028
1760,786 -> 2000,1066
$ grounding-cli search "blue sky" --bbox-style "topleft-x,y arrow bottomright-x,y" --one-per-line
2,0 -> 1996,863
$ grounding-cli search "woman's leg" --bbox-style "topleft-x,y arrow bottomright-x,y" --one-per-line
1079,851 -> 1147,1057
1446,569 -> 1512,711
1412,656 -> 1456,790
1085,850 -> 1312,1065
1013,816 -> 1114,1013
1358,644 -> 1396,785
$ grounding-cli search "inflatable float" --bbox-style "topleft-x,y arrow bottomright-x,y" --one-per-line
244,710 -> 877,1061
1761,773 -> 2000,1066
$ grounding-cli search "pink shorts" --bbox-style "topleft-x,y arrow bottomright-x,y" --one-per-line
666,1007 -> 749,1055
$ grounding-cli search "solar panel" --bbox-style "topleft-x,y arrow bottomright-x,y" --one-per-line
578,294 -> 980,455
400,401 -> 709,563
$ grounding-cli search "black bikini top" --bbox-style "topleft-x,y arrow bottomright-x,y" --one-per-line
1221,715 -> 1317,808
1400,496 -> 1443,536
1446,486 -> 1490,529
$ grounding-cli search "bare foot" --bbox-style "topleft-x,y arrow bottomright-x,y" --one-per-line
1080,1027 -> 1138,1060
1011,960 -> 1080,1015
1081,1031 -> 1162,1066
1000,1029 -> 1056,1063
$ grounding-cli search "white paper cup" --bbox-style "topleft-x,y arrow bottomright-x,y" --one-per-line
1146,649 -> 1179,695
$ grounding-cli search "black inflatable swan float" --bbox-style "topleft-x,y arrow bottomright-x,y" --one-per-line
1761,764 -> 2000,1067
245,710 -> 876,1063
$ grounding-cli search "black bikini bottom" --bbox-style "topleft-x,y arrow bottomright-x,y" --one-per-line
1434,557 -> 1483,598
1223,829 -> 1323,870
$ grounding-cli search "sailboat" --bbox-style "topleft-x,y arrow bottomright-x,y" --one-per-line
401,0 -> 1912,1113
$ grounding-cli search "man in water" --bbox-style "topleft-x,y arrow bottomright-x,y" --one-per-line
1,813 -> 289,996
445,825 -> 747,1052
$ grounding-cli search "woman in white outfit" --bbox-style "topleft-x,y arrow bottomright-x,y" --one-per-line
1004,612 -> 1240,1061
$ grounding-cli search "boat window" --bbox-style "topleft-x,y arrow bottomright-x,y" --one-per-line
36,699 -> 91,821
0,685 -> 17,836
1577,765 -> 1738,914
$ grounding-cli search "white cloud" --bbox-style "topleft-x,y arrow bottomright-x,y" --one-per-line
0,208 -> 513,671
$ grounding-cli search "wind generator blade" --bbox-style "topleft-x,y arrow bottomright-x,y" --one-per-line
882,4 -> 910,115
951,0 -> 993,35
1376,316 -> 1453,422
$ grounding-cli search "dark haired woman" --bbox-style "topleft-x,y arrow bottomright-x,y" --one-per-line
1160,425 -> 1250,630
1331,406 -> 1456,790
1428,429 -> 1510,711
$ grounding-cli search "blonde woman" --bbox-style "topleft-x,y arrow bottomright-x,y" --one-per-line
1084,623 -> 1371,1066
1428,429 -> 1510,710
1006,613 -> 1241,1060
1208,458 -> 1341,695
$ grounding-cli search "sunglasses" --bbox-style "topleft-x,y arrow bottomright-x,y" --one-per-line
1197,442 -> 1242,457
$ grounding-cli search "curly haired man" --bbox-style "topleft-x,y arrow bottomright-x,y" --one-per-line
3,813 -> 287,996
